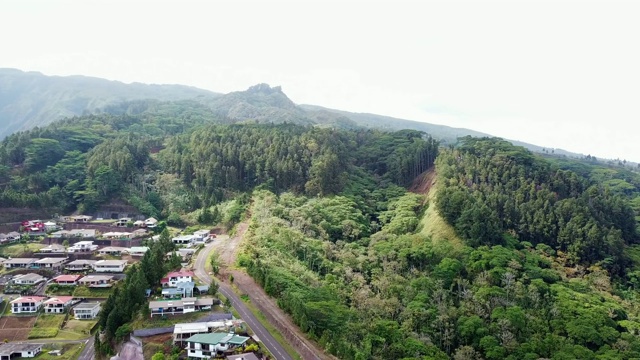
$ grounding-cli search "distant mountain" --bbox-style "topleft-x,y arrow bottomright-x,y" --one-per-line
0,68 -> 219,138
0,69 -> 582,158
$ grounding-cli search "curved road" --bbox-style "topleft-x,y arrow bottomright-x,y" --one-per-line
194,241 -> 294,360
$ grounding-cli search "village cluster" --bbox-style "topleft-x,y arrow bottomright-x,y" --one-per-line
0,215 -> 263,359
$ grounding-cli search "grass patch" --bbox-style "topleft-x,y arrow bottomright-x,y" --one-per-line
46,284 -> 75,296
142,343 -> 164,360
57,319 -> 97,340
29,327 -> 59,339
37,343 -> 86,360
35,314 -> 66,328
73,286 -> 112,298
29,314 -> 64,338
0,243 -> 45,257
419,184 -> 465,253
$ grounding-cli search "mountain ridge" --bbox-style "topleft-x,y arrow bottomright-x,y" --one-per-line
0,68 -> 584,158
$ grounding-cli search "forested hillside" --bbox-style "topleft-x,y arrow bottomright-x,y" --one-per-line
0,104 -> 438,224
238,138 -> 640,360
4,95 -> 640,359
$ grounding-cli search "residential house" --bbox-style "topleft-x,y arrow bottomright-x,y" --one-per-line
98,246 -> 128,256
53,274 -> 83,286
161,270 -> 195,287
67,240 -> 98,253
128,246 -> 149,257
69,229 -> 97,238
102,232 -> 133,240
39,244 -> 66,253
10,296 -> 46,313
3,258 -> 37,269
133,220 -> 145,227
43,221 -> 58,231
74,302 -> 101,320
77,275 -> 114,288
65,259 -> 97,271
93,260 -> 127,273
132,228 -> 148,237
196,285 -> 210,295
149,297 -> 214,317
12,273 -> 46,285
0,233 -> 7,243
193,230 -> 211,243
70,215 -> 92,222
184,332 -> 250,359
113,218 -> 132,227
44,296 -> 75,314
0,343 -> 43,358
166,250 -> 190,262
145,217 -> 158,228
172,315 -> 236,345
50,230 -> 71,239
172,235 -> 196,245
227,353 -> 260,360
6,232 -> 21,242
162,281 -> 195,298
33,257 -> 68,270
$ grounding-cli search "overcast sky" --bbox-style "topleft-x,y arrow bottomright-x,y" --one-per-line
2,0 -> 639,161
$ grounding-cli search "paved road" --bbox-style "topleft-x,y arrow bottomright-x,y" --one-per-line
194,241 -> 294,360
77,337 -> 95,360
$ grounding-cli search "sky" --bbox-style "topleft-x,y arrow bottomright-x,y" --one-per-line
1,0 -> 639,162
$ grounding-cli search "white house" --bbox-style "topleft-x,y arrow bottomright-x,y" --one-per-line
44,296 -> 75,314
74,302 -> 101,320
43,221 -> 58,231
70,215 -> 92,222
0,343 -> 43,358
102,232 -> 133,240
113,218 -> 132,227
33,257 -> 68,270
145,217 -> 158,228
193,230 -> 211,243
39,244 -> 67,253
133,220 -> 145,227
3,258 -> 37,269
67,241 -> 98,253
149,297 -> 214,318
65,259 -> 97,271
98,246 -> 128,256
68,229 -> 96,238
93,260 -> 127,273
172,235 -> 196,245
128,246 -> 149,257
184,332 -> 250,359
10,296 -> 46,314
77,275 -> 114,288
12,273 -> 46,285
50,230 -> 71,239
161,270 -> 195,287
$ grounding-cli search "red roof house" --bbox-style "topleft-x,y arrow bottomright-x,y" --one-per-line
44,296 -> 75,313
53,274 -> 83,286
161,270 -> 195,287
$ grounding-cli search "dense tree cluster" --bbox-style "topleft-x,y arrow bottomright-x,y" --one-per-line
240,185 -> 640,360
95,229 -> 178,356
436,137 -> 638,275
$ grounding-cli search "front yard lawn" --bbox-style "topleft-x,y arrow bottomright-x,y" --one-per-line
72,286 -> 112,298
28,314 -> 65,339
